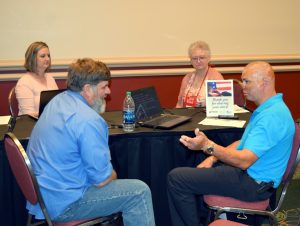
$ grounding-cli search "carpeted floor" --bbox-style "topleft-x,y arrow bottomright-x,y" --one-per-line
270,163 -> 300,226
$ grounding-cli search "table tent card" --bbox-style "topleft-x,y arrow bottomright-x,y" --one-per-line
205,80 -> 234,117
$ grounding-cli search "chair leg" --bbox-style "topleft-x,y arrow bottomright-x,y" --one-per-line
27,214 -> 33,226
27,214 -> 46,226
269,215 -> 279,226
205,208 -> 213,226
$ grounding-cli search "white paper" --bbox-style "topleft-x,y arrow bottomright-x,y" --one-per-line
234,104 -> 249,114
199,117 -> 246,128
0,115 -> 11,125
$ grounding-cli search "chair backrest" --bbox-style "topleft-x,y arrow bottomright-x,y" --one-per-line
282,122 -> 300,183
274,122 -> 300,213
232,79 -> 246,108
8,86 -> 19,117
4,132 -> 53,226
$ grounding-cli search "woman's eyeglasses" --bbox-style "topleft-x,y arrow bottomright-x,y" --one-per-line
191,56 -> 208,61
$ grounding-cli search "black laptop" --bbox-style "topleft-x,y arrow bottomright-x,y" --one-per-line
38,89 -> 65,117
130,86 -> 191,129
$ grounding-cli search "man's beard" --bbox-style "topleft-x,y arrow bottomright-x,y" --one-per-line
91,97 -> 106,114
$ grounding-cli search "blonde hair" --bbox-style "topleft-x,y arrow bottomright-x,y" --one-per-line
24,41 -> 50,72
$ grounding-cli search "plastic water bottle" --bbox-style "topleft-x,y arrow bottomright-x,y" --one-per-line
123,91 -> 135,132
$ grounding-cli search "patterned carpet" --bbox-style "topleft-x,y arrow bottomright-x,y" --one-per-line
271,163 -> 300,226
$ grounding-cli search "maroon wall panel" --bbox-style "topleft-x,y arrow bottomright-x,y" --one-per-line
1,72 -> 299,119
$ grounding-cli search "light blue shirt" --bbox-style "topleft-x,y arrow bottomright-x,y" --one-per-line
237,94 -> 295,188
26,90 -> 113,219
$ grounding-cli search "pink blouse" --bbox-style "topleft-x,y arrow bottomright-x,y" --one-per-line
176,67 -> 224,108
15,73 -> 58,116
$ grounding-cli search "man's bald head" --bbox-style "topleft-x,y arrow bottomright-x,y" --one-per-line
243,61 -> 275,85
241,61 -> 276,106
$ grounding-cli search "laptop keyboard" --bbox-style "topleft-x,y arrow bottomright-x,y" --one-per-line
146,114 -> 178,125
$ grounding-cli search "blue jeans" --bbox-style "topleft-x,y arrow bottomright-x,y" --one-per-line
54,179 -> 155,226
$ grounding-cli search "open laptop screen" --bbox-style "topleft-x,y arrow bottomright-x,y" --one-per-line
130,86 -> 163,121
39,89 -> 65,117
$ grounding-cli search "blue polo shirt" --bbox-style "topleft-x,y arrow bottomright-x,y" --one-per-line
26,90 -> 113,219
237,94 -> 294,188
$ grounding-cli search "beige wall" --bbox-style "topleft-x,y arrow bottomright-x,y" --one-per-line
1,0 -> 300,61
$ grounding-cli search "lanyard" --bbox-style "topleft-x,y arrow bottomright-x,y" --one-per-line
184,67 -> 210,107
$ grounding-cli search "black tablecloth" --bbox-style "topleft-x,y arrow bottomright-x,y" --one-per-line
0,109 -> 250,226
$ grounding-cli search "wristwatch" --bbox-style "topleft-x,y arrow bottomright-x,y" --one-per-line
204,141 -> 215,155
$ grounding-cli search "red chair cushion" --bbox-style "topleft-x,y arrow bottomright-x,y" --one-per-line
209,219 -> 248,226
204,195 -> 269,210
53,218 -> 97,226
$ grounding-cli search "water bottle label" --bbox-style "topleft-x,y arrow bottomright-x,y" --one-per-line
123,111 -> 135,124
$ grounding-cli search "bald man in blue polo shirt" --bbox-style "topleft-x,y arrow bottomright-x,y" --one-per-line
167,61 -> 295,226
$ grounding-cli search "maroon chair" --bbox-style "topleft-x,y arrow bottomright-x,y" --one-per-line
4,132 -> 121,226
8,86 -> 19,117
204,122 -> 300,226
209,219 -> 248,226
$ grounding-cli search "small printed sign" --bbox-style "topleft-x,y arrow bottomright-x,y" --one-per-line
205,80 -> 234,117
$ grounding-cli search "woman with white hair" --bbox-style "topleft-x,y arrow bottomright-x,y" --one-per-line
176,40 -> 223,108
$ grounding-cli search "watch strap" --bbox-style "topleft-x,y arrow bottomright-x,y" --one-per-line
204,141 -> 215,155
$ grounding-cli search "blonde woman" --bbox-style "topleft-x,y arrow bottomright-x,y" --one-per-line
15,41 -> 58,117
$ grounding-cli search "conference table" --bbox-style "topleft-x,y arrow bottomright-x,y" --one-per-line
0,108 -> 250,226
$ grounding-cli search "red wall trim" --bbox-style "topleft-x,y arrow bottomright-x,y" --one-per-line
1,59 -> 299,119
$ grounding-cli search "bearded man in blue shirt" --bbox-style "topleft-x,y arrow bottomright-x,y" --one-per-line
167,61 -> 295,226
26,58 -> 155,226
